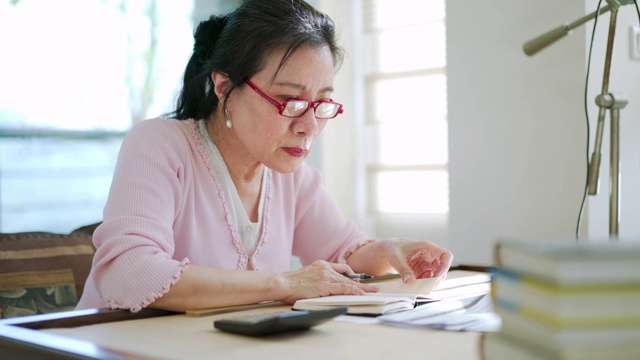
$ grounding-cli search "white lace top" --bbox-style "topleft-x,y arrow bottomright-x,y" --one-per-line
197,120 -> 266,253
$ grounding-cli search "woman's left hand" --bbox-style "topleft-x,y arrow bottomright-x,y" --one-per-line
384,238 -> 453,283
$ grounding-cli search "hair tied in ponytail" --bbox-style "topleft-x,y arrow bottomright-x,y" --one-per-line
193,14 -> 229,60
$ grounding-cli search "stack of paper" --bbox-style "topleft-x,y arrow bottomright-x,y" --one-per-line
378,292 -> 501,332
484,240 -> 640,360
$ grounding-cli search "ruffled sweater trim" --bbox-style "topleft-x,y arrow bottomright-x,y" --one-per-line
108,258 -> 190,313
188,120 -> 272,270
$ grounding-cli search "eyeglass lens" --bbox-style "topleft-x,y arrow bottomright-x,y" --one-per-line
283,100 -> 340,119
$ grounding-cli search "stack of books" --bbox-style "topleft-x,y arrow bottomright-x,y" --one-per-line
484,240 -> 640,360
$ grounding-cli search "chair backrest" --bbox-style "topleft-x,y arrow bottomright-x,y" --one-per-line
0,223 -> 100,318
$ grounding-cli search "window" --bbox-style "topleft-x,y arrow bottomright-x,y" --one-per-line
363,0 -> 448,214
0,0 -> 194,233
362,0 -> 448,239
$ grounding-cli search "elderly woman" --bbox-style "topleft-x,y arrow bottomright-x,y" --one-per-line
77,0 -> 453,313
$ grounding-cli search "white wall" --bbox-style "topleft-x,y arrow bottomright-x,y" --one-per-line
319,0 -> 640,266
449,0 -> 640,265
447,0 -> 588,265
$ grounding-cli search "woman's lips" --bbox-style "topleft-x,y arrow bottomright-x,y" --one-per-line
282,147 -> 306,158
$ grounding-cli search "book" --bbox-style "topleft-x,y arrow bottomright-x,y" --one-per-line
483,331 -> 640,360
292,277 -> 438,315
495,306 -> 640,347
365,274 -> 438,295
430,270 -> 491,300
495,240 -> 640,284
293,270 -> 490,315
434,270 -> 491,289
491,268 -> 640,320
292,293 -> 428,315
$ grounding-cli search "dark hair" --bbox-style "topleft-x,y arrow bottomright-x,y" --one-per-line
168,0 -> 344,121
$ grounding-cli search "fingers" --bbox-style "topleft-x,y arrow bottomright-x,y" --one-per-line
434,250 -> 454,278
325,262 -> 379,293
408,248 -> 437,276
326,262 -> 357,276
408,259 -> 435,279
381,240 -> 414,283
390,241 -> 454,282
390,256 -> 416,284
280,261 -> 378,303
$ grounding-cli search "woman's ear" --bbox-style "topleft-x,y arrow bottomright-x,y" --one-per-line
211,71 -> 232,100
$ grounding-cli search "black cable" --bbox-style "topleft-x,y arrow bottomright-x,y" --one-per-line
576,1 -> 640,240
576,0 -> 603,242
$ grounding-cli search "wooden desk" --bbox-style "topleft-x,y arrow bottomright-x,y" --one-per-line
0,305 -> 483,359
1,267 -> 491,359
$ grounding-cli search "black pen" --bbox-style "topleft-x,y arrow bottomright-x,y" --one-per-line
342,273 -> 373,280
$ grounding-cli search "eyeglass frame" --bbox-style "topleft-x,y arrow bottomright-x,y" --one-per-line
243,78 -> 344,119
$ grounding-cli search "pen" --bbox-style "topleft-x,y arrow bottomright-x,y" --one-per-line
342,273 -> 373,280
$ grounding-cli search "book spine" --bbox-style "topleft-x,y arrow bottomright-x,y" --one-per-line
496,241 -> 640,284
494,305 -> 640,347
484,331 -> 640,360
491,270 -> 640,319
494,298 -> 640,329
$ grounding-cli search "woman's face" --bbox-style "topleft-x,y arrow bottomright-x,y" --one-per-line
226,45 -> 337,174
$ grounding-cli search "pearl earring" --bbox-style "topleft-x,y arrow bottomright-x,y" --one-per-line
224,107 -> 232,128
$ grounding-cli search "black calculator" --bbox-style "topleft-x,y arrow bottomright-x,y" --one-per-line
213,307 -> 348,336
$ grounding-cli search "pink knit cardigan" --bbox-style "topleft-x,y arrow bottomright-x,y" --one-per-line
76,119 -> 369,312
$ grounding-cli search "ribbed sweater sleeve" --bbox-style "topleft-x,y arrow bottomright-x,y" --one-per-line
88,119 -> 191,312
290,165 -> 371,266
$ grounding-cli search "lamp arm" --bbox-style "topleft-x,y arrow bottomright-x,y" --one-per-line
523,4 -> 612,56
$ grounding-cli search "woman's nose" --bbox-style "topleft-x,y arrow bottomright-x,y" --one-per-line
293,109 -> 318,136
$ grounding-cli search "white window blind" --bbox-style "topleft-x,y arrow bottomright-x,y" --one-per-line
363,0 -> 448,216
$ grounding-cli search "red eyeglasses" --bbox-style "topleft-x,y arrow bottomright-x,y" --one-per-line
243,78 -> 344,119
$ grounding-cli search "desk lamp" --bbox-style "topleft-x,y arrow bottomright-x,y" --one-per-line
523,0 -> 634,238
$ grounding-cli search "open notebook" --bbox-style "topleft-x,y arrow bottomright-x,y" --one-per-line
292,276 -> 439,315
292,270 -> 491,315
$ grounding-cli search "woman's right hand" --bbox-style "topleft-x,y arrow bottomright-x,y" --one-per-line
275,260 -> 379,304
